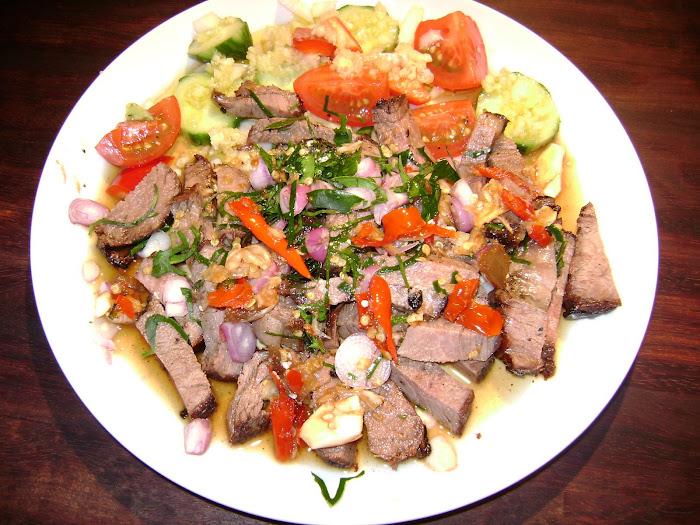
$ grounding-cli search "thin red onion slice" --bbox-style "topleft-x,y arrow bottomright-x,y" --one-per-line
359,265 -> 379,293
249,260 -> 280,293
356,157 -> 381,180
372,189 -> 409,224
279,184 -> 310,215
335,333 -> 391,389
305,227 -> 330,262
345,187 -> 375,209
450,179 -> 476,232
69,198 -> 108,226
219,321 -> 257,362
249,159 -> 274,190
184,418 -> 212,455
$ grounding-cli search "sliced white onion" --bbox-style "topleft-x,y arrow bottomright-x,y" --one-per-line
249,160 -> 274,190
69,198 -> 108,226
356,157 -> 381,180
162,275 -> 191,318
305,227 -> 330,262
81,260 -> 101,283
137,230 -> 171,258
184,418 -> 212,455
220,321 -> 257,362
279,184 -> 310,215
372,189 -> 409,224
335,333 -> 391,389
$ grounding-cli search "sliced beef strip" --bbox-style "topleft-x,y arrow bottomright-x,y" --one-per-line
563,203 -> 621,318
336,302 -> 363,341
391,357 -> 474,437
364,380 -> 430,468
226,350 -> 273,444
542,230 -> 576,367
134,259 -> 204,347
399,317 -> 499,362
380,256 -> 480,318
315,442 -> 359,471
371,95 -> 427,161
94,163 -> 181,251
212,82 -> 303,119
247,117 -> 335,145
135,298 -> 216,418
457,112 -> 508,191
493,241 -> 558,377
487,134 -> 525,176
251,295 -> 303,350
182,154 -> 215,190
451,356 -> 496,383
200,307 -> 243,381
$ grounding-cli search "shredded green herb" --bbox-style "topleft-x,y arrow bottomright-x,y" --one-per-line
248,89 -> 274,117
312,471 -> 365,507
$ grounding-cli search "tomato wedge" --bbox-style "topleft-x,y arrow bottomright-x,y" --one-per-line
412,100 -> 476,159
105,156 -> 173,199
293,17 -> 361,56
96,95 -> 181,167
414,11 -> 487,90
293,64 -> 389,127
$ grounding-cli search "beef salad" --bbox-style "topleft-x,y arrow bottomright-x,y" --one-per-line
68,0 -> 621,478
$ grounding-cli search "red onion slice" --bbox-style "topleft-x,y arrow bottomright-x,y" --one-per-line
451,179 -> 476,232
279,184 -> 310,215
345,187 -> 375,209
359,265 -> 379,293
184,418 -> 212,455
372,189 -> 409,224
249,159 -> 274,190
69,198 -> 108,226
335,333 -> 391,389
356,157 -> 381,179
249,260 -> 280,293
220,321 -> 257,362
305,227 -> 330,262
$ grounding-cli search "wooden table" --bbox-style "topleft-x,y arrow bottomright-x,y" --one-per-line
2,0 -> 698,523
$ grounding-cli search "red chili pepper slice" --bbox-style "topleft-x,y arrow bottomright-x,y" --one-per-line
368,275 -> 397,363
207,280 -> 254,309
351,206 -> 455,248
529,223 -> 553,247
501,188 -> 535,221
443,279 -> 503,336
228,197 -> 311,279
442,279 -> 479,322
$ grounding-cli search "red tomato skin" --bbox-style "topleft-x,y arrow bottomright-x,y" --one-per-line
293,64 -> 389,127
412,100 -> 476,159
415,12 -> 488,90
105,156 -> 172,199
292,27 -> 337,56
96,96 -> 181,168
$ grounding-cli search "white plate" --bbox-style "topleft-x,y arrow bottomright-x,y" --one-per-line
30,1 -> 657,523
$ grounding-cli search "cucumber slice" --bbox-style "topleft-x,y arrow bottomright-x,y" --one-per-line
174,72 -> 240,145
337,4 -> 399,53
188,16 -> 252,62
476,70 -> 560,153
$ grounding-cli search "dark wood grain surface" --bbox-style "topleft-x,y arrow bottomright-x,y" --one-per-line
1,0 -> 698,523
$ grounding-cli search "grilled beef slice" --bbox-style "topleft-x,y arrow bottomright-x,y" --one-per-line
563,203 -> 621,318
543,230 -> 576,362
136,298 -> 216,418
364,380 -> 430,468
487,134 -> 525,175
399,317 -> 500,362
381,256 -> 480,318
457,111 -> 508,190
493,241 -> 558,377
213,81 -> 303,119
247,117 -> 336,144
315,442 -> 359,471
372,95 -> 426,161
452,357 -> 496,383
251,295 -> 303,350
226,351 -> 273,444
94,163 -> 181,257
391,357 -> 474,436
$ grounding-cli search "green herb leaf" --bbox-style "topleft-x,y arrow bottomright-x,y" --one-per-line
308,189 -> 363,214
144,314 -> 190,352
263,116 -> 303,130
312,471 -> 365,507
